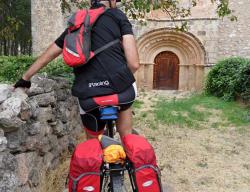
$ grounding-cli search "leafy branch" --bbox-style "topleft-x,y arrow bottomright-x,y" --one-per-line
61,0 -> 237,31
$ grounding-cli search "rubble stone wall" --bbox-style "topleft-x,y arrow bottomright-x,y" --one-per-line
0,75 -> 82,192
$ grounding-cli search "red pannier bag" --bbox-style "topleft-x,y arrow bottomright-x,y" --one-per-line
122,134 -> 162,192
68,139 -> 103,192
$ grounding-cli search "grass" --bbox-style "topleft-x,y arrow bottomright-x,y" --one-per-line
133,100 -> 144,109
154,94 -> 250,131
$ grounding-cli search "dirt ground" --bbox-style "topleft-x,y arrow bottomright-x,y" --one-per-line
46,91 -> 250,192
135,91 -> 250,192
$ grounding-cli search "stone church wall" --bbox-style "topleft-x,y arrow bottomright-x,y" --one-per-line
0,75 -> 82,192
218,0 -> 250,59
31,0 -> 250,62
31,0 -> 65,56
133,18 -> 219,66
30,0 -> 250,91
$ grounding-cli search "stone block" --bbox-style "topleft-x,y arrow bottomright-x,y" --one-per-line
0,152 -> 17,171
20,101 -> 32,121
27,122 -> 42,136
36,107 -> 55,123
48,135 -> 59,154
11,88 -> 28,101
30,91 -> 56,107
28,169 -> 39,187
43,152 -> 54,170
15,152 -> 38,186
27,99 -> 39,119
29,75 -> 56,94
0,136 -> 7,152
0,171 -> 18,192
0,84 -> 12,104
52,120 -> 68,137
23,134 -> 48,152
0,128 -> 3,136
68,136 -> 77,153
56,102 -> 68,123
5,131 -> 23,152
27,84 -> 44,97
17,185 -> 32,192
58,136 -> 69,155
51,76 -> 71,90
1,97 -> 23,117
55,88 -> 71,101
37,136 -> 52,156
0,114 -> 25,133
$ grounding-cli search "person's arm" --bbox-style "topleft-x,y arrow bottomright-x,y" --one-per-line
22,43 -> 62,81
122,34 -> 140,74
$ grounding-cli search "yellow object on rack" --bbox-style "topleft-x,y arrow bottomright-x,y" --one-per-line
98,135 -> 126,163
103,145 -> 126,163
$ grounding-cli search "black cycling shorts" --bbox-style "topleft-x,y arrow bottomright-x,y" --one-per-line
78,83 -> 137,136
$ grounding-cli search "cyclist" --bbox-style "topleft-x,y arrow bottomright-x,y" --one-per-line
14,0 -> 140,140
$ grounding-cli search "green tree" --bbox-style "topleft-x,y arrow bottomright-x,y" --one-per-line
61,0 -> 237,30
0,0 -> 31,56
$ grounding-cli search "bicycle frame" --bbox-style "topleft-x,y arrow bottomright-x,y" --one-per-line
99,106 -> 137,192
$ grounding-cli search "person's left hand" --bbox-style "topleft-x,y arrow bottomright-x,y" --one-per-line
14,78 -> 31,89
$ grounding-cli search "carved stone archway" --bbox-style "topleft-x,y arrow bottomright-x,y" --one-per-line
136,28 -> 206,91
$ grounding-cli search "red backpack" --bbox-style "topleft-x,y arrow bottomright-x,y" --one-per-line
63,7 -> 120,68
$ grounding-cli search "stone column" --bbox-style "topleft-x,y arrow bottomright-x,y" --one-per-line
188,64 -> 196,91
31,0 -> 65,56
179,65 -> 190,90
135,64 -> 144,89
144,63 -> 154,90
137,63 -> 154,90
195,65 -> 205,90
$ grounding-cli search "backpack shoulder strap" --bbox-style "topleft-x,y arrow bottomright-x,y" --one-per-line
91,8 -> 121,56
67,9 -> 88,31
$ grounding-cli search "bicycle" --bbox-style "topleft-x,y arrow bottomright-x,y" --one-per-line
67,105 -> 163,192
99,106 -> 163,192
99,106 -> 137,192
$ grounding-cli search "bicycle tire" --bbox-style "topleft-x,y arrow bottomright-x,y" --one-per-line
111,174 -> 128,192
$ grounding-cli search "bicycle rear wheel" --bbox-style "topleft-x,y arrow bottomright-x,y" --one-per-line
111,174 -> 129,192
101,174 -> 128,192
111,174 -> 123,192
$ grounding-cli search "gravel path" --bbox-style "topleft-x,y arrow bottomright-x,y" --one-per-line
46,91 -> 250,192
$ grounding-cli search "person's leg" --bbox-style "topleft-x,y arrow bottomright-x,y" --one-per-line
116,107 -> 133,137
80,108 -> 105,140
84,125 -> 99,140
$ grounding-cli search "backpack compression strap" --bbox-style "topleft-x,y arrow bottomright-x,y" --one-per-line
93,39 -> 120,56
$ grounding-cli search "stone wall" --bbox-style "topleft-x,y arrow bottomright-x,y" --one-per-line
30,0 -> 250,91
30,0 -> 250,61
31,0 -> 65,56
218,0 -> 250,59
0,75 -> 82,192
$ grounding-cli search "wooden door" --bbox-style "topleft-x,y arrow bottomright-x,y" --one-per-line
153,51 -> 179,90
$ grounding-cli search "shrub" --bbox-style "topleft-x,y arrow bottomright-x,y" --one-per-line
0,56 -> 35,82
205,57 -> 250,103
0,56 -> 73,83
238,64 -> 250,102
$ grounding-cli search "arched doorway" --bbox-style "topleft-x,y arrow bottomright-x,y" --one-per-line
136,28 -> 206,91
153,51 -> 179,90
